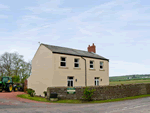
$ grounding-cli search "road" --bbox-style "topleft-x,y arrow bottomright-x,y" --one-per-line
0,92 -> 150,113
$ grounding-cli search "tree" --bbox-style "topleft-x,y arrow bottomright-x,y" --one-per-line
0,63 -> 5,77
0,52 -> 13,76
20,61 -> 31,83
0,52 -> 31,83
12,52 -> 24,77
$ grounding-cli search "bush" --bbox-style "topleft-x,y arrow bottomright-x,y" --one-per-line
43,91 -> 47,97
82,87 -> 96,101
27,88 -> 36,97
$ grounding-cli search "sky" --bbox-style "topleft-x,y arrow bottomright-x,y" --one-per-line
0,0 -> 150,77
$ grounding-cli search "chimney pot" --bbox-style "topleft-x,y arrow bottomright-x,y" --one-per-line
87,43 -> 96,53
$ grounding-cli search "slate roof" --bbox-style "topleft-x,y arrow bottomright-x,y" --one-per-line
41,43 -> 109,61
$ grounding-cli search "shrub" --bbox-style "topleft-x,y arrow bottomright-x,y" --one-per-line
43,91 -> 47,97
82,87 -> 96,101
27,88 -> 36,97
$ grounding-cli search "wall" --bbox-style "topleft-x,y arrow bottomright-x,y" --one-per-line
28,45 -> 54,96
52,53 -> 109,87
47,83 -> 150,100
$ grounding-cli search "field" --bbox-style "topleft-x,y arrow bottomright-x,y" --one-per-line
109,79 -> 150,85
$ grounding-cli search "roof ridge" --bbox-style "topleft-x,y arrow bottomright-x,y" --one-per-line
42,43 -> 90,53
41,43 -> 109,61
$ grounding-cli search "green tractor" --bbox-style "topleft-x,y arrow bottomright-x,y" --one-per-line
0,76 -> 18,92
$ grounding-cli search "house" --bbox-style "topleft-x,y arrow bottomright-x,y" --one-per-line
28,43 -> 109,96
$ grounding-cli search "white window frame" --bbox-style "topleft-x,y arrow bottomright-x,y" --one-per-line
95,77 -> 99,86
60,57 -> 66,67
74,58 -> 79,68
67,77 -> 73,87
100,61 -> 103,70
90,60 -> 94,69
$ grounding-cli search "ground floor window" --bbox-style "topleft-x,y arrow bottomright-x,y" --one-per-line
95,77 -> 99,86
67,77 -> 73,87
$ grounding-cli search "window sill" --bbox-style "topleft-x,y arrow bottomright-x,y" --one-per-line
74,67 -> 81,70
99,69 -> 105,71
89,68 -> 96,71
59,66 -> 69,69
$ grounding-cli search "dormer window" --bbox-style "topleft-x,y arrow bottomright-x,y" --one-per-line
60,57 -> 66,67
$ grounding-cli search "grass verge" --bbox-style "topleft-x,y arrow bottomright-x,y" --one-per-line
17,94 -> 150,104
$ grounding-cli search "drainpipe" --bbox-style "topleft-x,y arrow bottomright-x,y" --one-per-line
81,57 -> 87,87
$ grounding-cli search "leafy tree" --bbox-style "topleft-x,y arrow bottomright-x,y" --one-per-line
12,75 -> 20,83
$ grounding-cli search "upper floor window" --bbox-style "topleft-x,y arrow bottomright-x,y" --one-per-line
90,61 -> 94,69
74,59 -> 79,68
100,61 -> 103,69
60,57 -> 66,67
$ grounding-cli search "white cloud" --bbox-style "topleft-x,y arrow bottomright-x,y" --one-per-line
110,60 -> 150,76
26,0 -> 71,14
0,15 -> 8,19
0,4 -> 9,9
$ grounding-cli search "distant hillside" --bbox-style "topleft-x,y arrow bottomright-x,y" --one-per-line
109,74 -> 150,82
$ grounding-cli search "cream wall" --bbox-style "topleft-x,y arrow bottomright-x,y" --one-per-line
52,53 -> 109,87
52,54 -> 85,87
28,45 -> 54,96
85,58 -> 109,86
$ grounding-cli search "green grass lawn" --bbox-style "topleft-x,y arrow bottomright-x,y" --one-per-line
109,79 -> 150,85
17,94 -> 150,104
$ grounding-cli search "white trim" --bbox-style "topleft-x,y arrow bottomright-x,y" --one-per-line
60,57 -> 66,67
90,60 -> 94,69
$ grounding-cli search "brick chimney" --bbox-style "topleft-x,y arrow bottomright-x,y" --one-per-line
87,43 -> 96,53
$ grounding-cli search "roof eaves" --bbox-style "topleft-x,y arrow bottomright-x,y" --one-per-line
52,52 -> 109,61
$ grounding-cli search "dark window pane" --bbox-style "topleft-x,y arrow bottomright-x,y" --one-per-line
100,66 -> 103,69
61,62 -> 66,66
61,57 -> 66,61
71,81 -> 73,87
95,81 -> 96,85
74,59 -> 78,62
90,61 -> 93,64
68,77 -> 73,79
68,81 -> 70,86
90,65 -> 93,68
75,63 -> 79,67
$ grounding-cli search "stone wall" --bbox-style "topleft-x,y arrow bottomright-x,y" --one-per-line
47,83 -> 150,100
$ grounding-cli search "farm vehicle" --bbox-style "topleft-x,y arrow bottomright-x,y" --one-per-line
0,76 -> 18,92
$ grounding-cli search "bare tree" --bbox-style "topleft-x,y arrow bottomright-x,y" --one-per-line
0,63 -> 5,77
20,60 -> 31,83
0,52 -> 31,83
0,52 -> 13,76
12,52 -> 24,76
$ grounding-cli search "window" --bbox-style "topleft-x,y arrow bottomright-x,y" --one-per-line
90,61 -> 94,69
100,62 -> 103,69
60,57 -> 66,67
74,59 -> 79,68
67,77 -> 73,87
95,77 -> 99,86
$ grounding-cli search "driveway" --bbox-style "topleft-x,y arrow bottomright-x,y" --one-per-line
0,92 -> 150,113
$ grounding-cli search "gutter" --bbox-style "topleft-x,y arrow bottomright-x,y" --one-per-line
81,57 -> 87,87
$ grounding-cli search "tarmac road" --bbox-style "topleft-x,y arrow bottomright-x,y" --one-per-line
0,92 -> 150,113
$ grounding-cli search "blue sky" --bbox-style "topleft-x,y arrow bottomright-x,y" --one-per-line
0,0 -> 150,76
